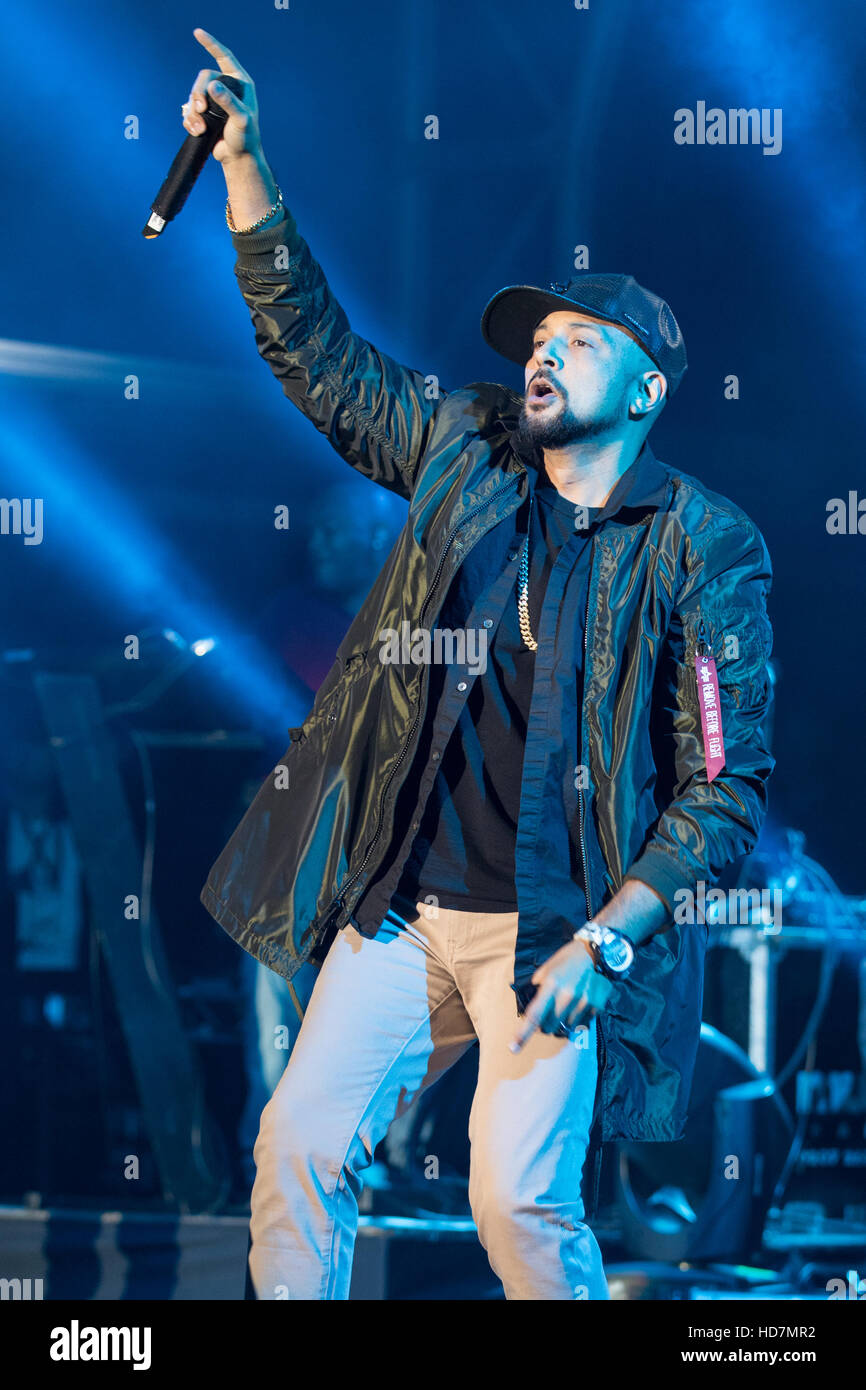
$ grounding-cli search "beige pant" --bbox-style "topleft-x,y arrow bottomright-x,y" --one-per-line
249,899 -> 608,1300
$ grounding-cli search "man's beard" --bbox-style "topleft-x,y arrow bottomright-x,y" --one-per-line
515,395 -> 622,453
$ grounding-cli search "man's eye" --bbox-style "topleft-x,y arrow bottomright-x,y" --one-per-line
533,338 -> 590,349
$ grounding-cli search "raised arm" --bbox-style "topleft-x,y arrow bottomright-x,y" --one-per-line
183,28 -> 445,500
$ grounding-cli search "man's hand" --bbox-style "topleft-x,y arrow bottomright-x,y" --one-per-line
507,879 -> 669,1053
182,29 -> 263,165
182,28 -> 280,232
509,938 -> 613,1053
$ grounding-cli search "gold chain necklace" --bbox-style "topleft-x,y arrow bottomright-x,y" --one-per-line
517,494 -> 538,652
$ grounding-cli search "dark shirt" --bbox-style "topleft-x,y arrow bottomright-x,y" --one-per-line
394,480 -> 599,910
354,452 -> 646,932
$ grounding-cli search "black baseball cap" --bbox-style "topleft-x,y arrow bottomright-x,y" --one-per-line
480,271 -> 687,396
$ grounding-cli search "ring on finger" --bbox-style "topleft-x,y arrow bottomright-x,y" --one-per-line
564,1003 -> 592,1033
556,1019 -> 580,1046
560,1019 -> 591,1049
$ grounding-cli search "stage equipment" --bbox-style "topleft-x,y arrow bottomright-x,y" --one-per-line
34,672 -> 231,1211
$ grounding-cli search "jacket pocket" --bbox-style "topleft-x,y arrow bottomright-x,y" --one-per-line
304,649 -> 371,734
686,602 -> 772,712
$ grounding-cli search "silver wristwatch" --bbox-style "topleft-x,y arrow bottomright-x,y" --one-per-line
574,922 -> 635,980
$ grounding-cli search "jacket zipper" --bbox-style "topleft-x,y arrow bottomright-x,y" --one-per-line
331,470 -> 524,920
576,537 -> 596,925
696,612 -> 708,657
577,535 -> 608,1097
596,1013 -> 608,1104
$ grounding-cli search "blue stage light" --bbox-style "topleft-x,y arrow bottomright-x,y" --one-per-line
0,385 -> 307,732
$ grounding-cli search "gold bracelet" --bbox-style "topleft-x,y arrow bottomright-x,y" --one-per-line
226,185 -> 283,235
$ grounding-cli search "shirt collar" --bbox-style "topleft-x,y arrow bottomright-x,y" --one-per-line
594,441 -> 668,519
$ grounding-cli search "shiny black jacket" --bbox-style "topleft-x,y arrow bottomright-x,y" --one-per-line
201,205 -> 775,1144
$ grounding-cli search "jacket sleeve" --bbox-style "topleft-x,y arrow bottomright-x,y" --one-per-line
624,515 -> 775,915
228,204 -> 446,501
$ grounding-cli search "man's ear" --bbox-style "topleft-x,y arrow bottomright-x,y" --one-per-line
630,369 -> 667,419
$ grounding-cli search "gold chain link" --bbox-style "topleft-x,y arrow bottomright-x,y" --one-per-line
517,495 -> 538,652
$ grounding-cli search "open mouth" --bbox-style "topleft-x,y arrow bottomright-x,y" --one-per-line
528,377 -> 559,404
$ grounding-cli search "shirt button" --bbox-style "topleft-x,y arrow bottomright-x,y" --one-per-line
412,821 -> 419,831
507,550 -> 519,562
432,751 -> 440,761
457,681 -> 467,692
483,618 -> 493,628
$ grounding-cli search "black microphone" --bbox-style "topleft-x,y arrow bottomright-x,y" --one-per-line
142,74 -> 246,238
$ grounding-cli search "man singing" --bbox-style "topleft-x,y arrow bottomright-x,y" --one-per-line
188,29 -> 775,1300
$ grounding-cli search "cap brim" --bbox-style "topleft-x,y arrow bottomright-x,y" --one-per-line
480,285 -> 585,366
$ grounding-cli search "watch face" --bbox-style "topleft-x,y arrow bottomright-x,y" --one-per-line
602,935 -> 633,972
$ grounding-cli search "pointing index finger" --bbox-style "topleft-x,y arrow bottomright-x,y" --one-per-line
193,27 -> 250,81
509,988 -> 550,1053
